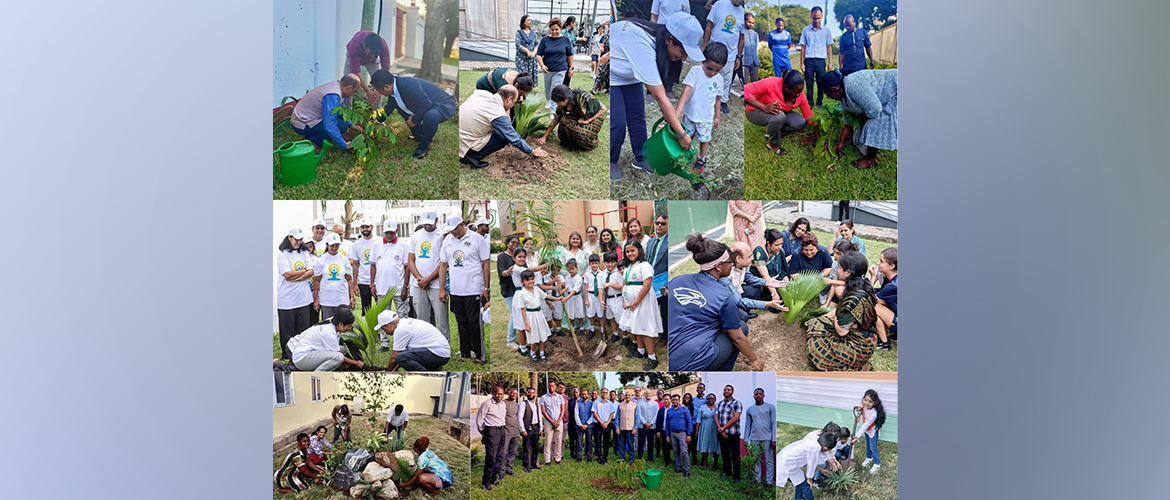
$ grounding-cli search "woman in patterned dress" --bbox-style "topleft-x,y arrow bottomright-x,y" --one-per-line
820,69 -> 898,169
805,252 -> 877,370
535,84 -> 608,150
592,24 -> 610,94
515,15 -> 540,88
729,200 -> 765,250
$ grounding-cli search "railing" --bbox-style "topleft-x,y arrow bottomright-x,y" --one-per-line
459,28 -> 513,61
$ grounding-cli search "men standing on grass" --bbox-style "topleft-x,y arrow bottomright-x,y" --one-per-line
368,70 -> 457,160
592,388 -> 615,465
702,0 -> 747,115
715,384 -> 744,482
635,388 -> 659,462
503,388 -> 522,480
799,6 -> 834,107
837,15 -> 874,76
438,215 -> 490,363
655,389 -> 673,467
567,387 -> 581,461
742,388 -> 776,485
371,224 -> 411,332
576,389 -> 595,462
767,17 -> 792,78
350,219 -> 379,313
609,390 -> 621,455
374,311 -> 451,371
540,380 -> 566,466
617,390 -> 645,461
384,404 -> 409,440
665,393 -> 693,477
475,386 -> 507,491
520,386 -> 544,473
458,85 -> 548,169
408,212 -> 448,337
290,74 -> 363,151
738,13 -> 760,86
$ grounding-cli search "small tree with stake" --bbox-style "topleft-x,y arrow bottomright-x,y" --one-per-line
332,99 -> 398,169
329,373 -> 406,428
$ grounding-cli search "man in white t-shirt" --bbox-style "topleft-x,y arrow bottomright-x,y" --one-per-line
371,225 -> 412,348
309,218 -> 328,257
702,0 -> 746,114
384,404 -> 410,440
408,211 -> 448,339
331,224 -> 354,258
474,218 -> 492,241
350,219 -> 380,313
439,216 -> 491,363
376,311 -> 451,371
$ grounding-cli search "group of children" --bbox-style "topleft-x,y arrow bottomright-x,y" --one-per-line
507,240 -> 663,370
777,389 -> 886,499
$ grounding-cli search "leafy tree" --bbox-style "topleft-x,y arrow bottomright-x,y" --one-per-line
615,0 -> 650,19
616,371 -> 697,389
557,372 -> 600,393
330,373 -> 406,426
780,4 -> 811,45
746,0 -> 782,39
418,0 -> 454,82
833,0 -> 897,31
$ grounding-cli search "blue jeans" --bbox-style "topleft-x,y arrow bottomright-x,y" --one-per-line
617,430 -> 633,460
504,295 -> 516,343
464,128 -> 511,161
293,118 -> 352,148
610,83 -> 647,165
794,479 -> 814,500
866,431 -> 880,465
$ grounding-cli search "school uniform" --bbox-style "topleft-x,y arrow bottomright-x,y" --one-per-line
513,287 -> 552,344
620,261 -> 663,337
563,273 -> 585,319
583,268 -> 605,319
603,268 -> 626,323
542,273 -> 565,322
777,439 -> 833,496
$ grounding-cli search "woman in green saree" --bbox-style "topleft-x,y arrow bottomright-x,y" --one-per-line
805,251 -> 877,371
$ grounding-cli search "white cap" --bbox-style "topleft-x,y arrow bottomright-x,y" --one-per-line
442,215 -> 465,233
325,233 -> 342,246
301,234 -> 314,243
665,12 -> 705,62
288,227 -> 305,238
312,218 -> 326,228
358,218 -> 373,228
383,224 -> 397,233
375,310 -> 399,329
420,211 -> 438,225
474,218 -> 490,228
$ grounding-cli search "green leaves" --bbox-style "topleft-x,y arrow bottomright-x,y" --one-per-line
777,271 -> 828,324
823,464 -> 862,493
512,92 -> 552,138
349,290 -> 397,366
799,307 -> 833,325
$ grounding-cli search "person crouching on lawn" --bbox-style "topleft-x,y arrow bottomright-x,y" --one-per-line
290,74 -> 364,152
459,85 -> 548,169
274,432 -> 323,493
818,68 -> 898,169
368,69 -> 456,160
745,70 -> 812,156
399,436 -> 454,494
375,310 -> 451,371
306,425 -> 334,466
674,41 -> 728,175
536,84 -> 607,150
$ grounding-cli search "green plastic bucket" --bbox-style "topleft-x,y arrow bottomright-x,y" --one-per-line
273,140 -> 330,187
644,117 -> 697,180
638,468 -> 663,490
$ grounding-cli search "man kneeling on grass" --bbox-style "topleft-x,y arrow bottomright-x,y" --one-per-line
290,74 -> 364,152
274,432 -> 324,493
368,69 -> 457,160
375,310 -> 451,371
458,84 -> 548,169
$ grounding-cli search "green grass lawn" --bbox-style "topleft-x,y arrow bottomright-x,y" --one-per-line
457,70 -> 610,199
273,414 -> 469,500
471,441 -> 774,500
273,100 -> 459,200
273,301 -> 489,373
670,225 -> 897,372
743,95 -> 897,200
775,422 -> 897,500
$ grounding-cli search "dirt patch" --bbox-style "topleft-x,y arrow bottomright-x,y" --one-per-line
508,333 -> 667,371
797,129 -> 817,147
734,313 -> 875,372
589,477 -> 635,495
483,139 -> 569,184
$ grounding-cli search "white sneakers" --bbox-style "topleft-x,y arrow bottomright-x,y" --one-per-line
861,458 -> 872,467
869,464 -> 880,474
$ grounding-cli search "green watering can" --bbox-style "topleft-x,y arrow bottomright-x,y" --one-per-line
273,140 -> 333,187
637,468 -> 663,490
643,117 -> 709,198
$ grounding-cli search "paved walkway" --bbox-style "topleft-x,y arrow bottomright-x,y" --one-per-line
763,203 -> 898,242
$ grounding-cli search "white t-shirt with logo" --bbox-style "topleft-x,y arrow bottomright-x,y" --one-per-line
277,250 -> 313,309
707,0 -> 745,54
442,232 -> 491,296
392,317 -> 451,358
682,65 -> 723,124
310,237 -> 328,257
350,236 -> 379,285
288,323 -> 342,363
373,240 -> 409,296
314,252 -> 353,307
409,229 -> 444,289
651,0 -> 690,22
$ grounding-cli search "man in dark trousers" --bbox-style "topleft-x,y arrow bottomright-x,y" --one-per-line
370,69 -> 457,159
655,389 -> 672,467
475,386 -> 507,491
519,386 -> 544,473
714,384 -> 744,482
645,213 -> 670,344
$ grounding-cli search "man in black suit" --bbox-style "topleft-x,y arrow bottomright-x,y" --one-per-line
370,69 -> 456,159
644,213 -> 670,343
519,386 -> 544,473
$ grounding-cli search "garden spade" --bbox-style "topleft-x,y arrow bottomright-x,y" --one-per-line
591,338 -> 608,360
851,405 -> 863,460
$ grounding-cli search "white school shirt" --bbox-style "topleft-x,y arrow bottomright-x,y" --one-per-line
803,430 -> 850,455
623,261 -> 654,300
682,65 -> 723,124
609,21 -> 661,87
564,273 -> 583,297
392,317 -> 451,358
510,264 -> 529,289
350,235 -> 379,285
372,240 -> 409,296
777,439 -> 833,486
651,0 -> 690,22
408,229 -> 444,289
706,0 -> 745,54
858,407 -> 879,438
277,250 -> 313,309
441,232 -> 491,296
603,268 -> 623,298
287,323 -> 342,363
314,252 -> 353,307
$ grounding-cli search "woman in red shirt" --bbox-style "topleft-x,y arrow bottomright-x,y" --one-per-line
744,71 -> 813,155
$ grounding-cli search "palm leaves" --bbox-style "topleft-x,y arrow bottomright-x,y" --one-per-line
778,271 -> 828,324
823,465 -> 862,493
341,288 -> 397,367
512,92 -> 551,138
512,201 -> 565,275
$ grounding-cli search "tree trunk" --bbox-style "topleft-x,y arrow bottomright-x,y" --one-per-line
345,200 -> 354,237
361,0 -> 377,31
529,372 -> 539,393
417,0 -> 449,82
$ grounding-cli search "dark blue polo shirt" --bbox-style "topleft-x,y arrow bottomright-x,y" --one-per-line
839,28 -> 871,74
667,272 -> 741,371
789,245 -> 833,275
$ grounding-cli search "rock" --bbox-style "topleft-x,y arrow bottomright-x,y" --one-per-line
350,481 -> 376,498
332,466 -> 362,491
375,481 -> 400,499
392,450 -> 416,469
374,451 -> 396,468
362,462 -> 393,483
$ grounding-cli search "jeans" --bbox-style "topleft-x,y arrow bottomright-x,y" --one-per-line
746,109 -> 808,146
593,425 -> 612,462
408,103 -> 456,154
637,425 -> 655,461
293,350 -> 343,371
411,286 -> 449,339
580,424 -> 594,459
394,348 -> 449,371
464,128 -> 512,162
803,57 -> 826,106
504,295 -> 517,343
544,70 -> 567,108
277,305 -> 312,360
292,118 -> 353,148
866,431 -> 881,465
385,423 -> 404,440
670,431 -> 690,473
794,480 -> 814,500
610,83 -> 648,165
334,424 -> 350,443
451,294 -> 484,360
617,430 -> 634,460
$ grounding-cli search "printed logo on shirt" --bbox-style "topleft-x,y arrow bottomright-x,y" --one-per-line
294,260 -> 305,271
327,263 -> 342,281
673,287 -> 707,308
363,248 -> 372,264
721,15 -> 737,34
419,241 -> 432,258
315,248 -> 325,257
452,250 -> 465,267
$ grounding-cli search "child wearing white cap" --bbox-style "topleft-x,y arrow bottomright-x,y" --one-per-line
375,310 -> 451,371
408,211 -> 449,340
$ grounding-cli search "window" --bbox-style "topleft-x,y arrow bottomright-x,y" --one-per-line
446,374 -> 457,393
311,376 -> 323,403
274,372 -> 295,407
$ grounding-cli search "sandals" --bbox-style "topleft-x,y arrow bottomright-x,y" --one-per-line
765,143 -> 787,156
851,159 -> 875,170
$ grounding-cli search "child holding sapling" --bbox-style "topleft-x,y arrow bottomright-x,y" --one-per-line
674,42 -> 728,174
582,254 -> 605,341
515,270 -> 552,363
562,259 -> 585,334
855,389 -> 886,474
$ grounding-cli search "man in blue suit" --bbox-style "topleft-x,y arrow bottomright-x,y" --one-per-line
644,213 -> 670,345
370,69 -> 456,159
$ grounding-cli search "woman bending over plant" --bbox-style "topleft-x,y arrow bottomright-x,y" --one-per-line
399,437 -> 454,494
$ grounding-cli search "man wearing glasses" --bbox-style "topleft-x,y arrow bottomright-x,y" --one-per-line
645,214 -> 670,342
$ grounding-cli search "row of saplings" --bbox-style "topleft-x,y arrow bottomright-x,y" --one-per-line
324,434 -> 417,499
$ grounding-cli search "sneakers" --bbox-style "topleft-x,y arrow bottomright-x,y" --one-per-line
610,163 -> 622,180
861,458 -> 873,467
876,340 -> 891,350
586,331 -> 595,341
693,156 -> 706,174
632,156 -> 654,174
870,464 -> 880,474
643,358 -> 659,370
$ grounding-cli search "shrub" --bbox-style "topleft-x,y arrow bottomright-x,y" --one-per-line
778,271 -> 828,324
